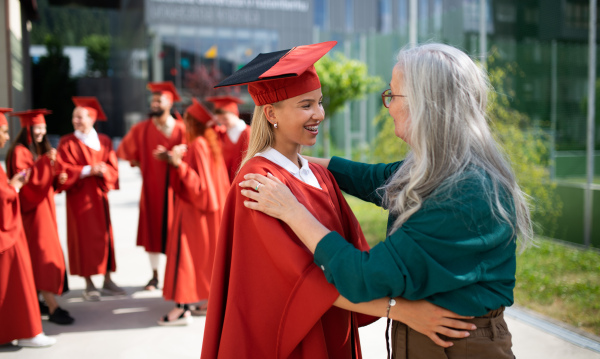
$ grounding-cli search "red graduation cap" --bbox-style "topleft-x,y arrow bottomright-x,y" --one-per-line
11,109 -> 52,127
10,109 -> 52,144
0,108 -> 13,126
72,96 -> 107,121
185,98 -> 212,124
147,81 -> 181,103
214,41 -> 337,106
205,96 -> 244,117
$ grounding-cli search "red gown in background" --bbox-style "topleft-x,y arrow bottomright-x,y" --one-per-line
201,157 -> 374,359
162,136 -> 229,304
116,119 -> 186,253
8,145 -> 66,294
0,166 -> 42,343
216,125 -> 251,182
56,134 -> 119,277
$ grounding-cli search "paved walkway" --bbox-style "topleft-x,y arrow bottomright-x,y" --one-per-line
1,160 -> 599,358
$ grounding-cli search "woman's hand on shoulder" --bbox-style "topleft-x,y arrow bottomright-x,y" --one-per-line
239,172 -> 301,223
390,297 -> 476,348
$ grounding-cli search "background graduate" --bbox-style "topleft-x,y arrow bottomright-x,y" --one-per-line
205,95 -> 249,182
154,99 -> 229,326
116,81 -> 186,291
56,97 -> 123,301
6,109 -> 73,325
0,108 -> 56,347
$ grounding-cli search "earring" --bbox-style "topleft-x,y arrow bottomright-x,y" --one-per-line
274,123 -> 278,129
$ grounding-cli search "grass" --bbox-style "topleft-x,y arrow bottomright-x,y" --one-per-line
515,239 -> 600,336
345,195 -> 600,336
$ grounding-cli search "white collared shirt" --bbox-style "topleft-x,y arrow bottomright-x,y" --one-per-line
227,119 -> 247,144
256,147 -> 322,189
74,128 -> 101,151
74,128 -> 100,178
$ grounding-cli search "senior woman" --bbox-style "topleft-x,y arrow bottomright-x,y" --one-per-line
240,43 -> 532,358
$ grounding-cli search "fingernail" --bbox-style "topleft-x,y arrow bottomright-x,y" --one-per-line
471,325 -> 477,330
448,342 -> 454,347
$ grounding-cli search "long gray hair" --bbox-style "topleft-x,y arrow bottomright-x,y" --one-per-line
383,43 -> 533,247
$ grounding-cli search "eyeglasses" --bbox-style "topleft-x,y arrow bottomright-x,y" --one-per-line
381,89 -> 406,108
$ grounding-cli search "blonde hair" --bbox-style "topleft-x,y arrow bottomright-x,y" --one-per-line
239,105 -> 276,169
383,43 -> 533,248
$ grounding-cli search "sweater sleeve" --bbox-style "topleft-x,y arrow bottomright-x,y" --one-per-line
327,156 -> 401,206
314,177 -> 517,316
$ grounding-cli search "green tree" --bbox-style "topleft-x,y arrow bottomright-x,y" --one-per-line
370,54 -> 561,238
81,35 -> 111,77
314,52 -> 384,156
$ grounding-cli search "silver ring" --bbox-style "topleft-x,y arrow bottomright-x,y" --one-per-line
255,183 -> 262,191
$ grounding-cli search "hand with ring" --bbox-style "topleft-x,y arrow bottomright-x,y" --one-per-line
239,173 -> 303,223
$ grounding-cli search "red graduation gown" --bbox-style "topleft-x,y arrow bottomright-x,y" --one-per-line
201,157 -> 373,359
116,119 -> 186,253
8,145 -> 66,294
162,137 -> 229,304
56,134 -> 119,277
216,125 -> 251,182
0,166 -> 42,343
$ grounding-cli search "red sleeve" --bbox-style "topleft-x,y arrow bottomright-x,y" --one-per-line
116,122 -> 144,163
170,139 -> 220,213
10,146 -> 54,207
0,168 -> 20,252
55,136 -> 84,192
97,135 -> 119,192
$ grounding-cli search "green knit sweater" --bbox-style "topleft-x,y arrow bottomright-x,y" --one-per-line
314,157 -> 517,316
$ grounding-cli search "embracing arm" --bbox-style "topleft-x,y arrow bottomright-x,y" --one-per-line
333,295 -> 475,347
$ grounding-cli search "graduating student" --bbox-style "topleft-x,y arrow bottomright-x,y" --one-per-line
205,96 -> 249,182
56,97 -> 123,301
116,81 -> 186,290
0,108 -> 56,347
155,99 -> 229,326
201,41 -> 378,359
6,109 -> 73,325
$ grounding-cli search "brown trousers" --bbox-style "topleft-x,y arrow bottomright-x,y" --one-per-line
391,307 -> 515,359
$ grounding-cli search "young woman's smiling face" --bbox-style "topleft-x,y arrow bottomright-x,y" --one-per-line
269,88 -> 325,150
32,124 -> 47,144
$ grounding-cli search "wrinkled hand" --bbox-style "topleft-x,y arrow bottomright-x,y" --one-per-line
239,173 -> 302,223
46,148 -> 57,162
58,172 -> 68,185
152,145 -> 169,162
9,169 -> 30,190
389,297 -> 476,347
91,162 -> 107,177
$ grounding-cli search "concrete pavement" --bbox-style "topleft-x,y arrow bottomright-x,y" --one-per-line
1,160 -> 600,358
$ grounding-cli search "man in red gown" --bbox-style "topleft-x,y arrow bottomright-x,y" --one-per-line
206,96 -> 250,182
56,97 -> 123,301
0,108 -> 56,347
116,82 -> 186,290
